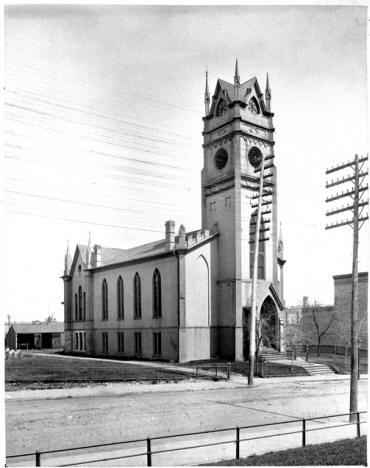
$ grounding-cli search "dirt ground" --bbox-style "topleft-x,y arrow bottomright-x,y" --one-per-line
5,376 -> 367,459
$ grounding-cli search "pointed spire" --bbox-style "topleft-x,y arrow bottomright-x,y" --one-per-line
204,68 -> 210,116
234,59 -> 240,87
265,72 -> 271,112
86,232 -> 92,268
64,240 -> 72,276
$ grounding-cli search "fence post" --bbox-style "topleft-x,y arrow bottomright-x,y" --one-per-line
35,451 -> 41,466
88,367 -> 91,381
216,366 -> 218,378
147,437 -> 152,466
227,363 -> 231,380
114,368 -> 116,383
356,412 -> 361,438
236,426 -> 240,460
302,419 -> 306,447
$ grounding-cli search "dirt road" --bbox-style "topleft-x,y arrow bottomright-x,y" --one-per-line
5,377 -> 367,465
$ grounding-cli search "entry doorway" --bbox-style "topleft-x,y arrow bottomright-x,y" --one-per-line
259,296 -> 279,350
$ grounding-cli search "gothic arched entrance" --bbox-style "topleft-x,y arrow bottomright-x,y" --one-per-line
259,296 -> 280,350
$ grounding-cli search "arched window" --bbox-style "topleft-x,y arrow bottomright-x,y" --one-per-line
152,269 -> 162,318
117,275 -> 124,320
74,293 -> 78,321
216,99 -> 227,116
248,97 -> 260,114
78,286 -> 83,321
249,211 -> 265,280
133,273 -> 141,319
102,279 -> 108,320
83,292 -> 86,321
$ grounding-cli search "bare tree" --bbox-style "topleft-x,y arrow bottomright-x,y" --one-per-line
302,304 -> 336,357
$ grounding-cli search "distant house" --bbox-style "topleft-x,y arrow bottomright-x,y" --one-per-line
331,272 -> 368,349
5,321 -> 65,350
283,272 -> 368,354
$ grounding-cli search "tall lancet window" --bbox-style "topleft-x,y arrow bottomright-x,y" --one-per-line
78,286 -> 83,321
152,269 -> 162,318
117,276 -> 124,320
83,292 -> 86,321
216,99 -> 227,116
133,273 -> 141,319
102,279 -> 108,320
249,211 -> 265,280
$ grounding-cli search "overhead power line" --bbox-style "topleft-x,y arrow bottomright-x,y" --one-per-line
4,207 -> 166,233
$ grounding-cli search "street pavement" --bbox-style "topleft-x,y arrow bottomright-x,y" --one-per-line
5,369 -> 367,467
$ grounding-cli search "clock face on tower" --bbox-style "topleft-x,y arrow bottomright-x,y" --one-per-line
214,148 -> 228,169
248,146 -> 262,168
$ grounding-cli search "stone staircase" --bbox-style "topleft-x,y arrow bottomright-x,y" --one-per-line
293,359 -> 336,375
259,348 -> 289,362
258,348 -> 336,376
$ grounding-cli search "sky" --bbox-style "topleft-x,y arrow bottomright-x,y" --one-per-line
3,4 -> 369,323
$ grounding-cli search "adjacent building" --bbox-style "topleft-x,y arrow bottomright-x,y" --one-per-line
284,272 -> 368,353
5,321 -> 65,350
62,64 -> 286,362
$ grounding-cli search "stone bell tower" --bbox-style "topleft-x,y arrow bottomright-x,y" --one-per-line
201,61 -> 284,360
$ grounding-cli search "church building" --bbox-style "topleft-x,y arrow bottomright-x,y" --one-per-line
62,63 -> 286,362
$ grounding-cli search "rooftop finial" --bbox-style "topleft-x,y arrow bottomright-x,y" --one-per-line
204,68 -> 210,115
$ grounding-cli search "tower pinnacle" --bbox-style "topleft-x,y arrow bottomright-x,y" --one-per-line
64,240 -> 72,276
265,72 -> 271,112
278,222 -> 284,260
86,232 -> 92,267
234,59 -> 240,87
204,69 -> 210,115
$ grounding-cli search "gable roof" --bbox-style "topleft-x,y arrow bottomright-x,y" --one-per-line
72,238 -> 169,271
71,229 -> 217,272
10,322 -> 64,334
210,77 -> 267,115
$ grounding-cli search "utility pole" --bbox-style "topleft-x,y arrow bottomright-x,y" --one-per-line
325,154 -> 368,421
248,153 -> 274,385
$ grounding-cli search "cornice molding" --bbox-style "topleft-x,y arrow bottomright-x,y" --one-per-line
203,115 -> 275,135
203,129 -> 274,150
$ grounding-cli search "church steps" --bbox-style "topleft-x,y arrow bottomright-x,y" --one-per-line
258,348 -> 336,375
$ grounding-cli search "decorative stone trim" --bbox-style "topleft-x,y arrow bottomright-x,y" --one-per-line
204,179 -> 235,196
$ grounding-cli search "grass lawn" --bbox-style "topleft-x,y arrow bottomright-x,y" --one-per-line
207,437 -> 367,466
5,352 -> 193,390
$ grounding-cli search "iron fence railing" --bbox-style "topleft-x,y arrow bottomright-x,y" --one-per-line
6,411 -> 366,467
285,344 -> 368,359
